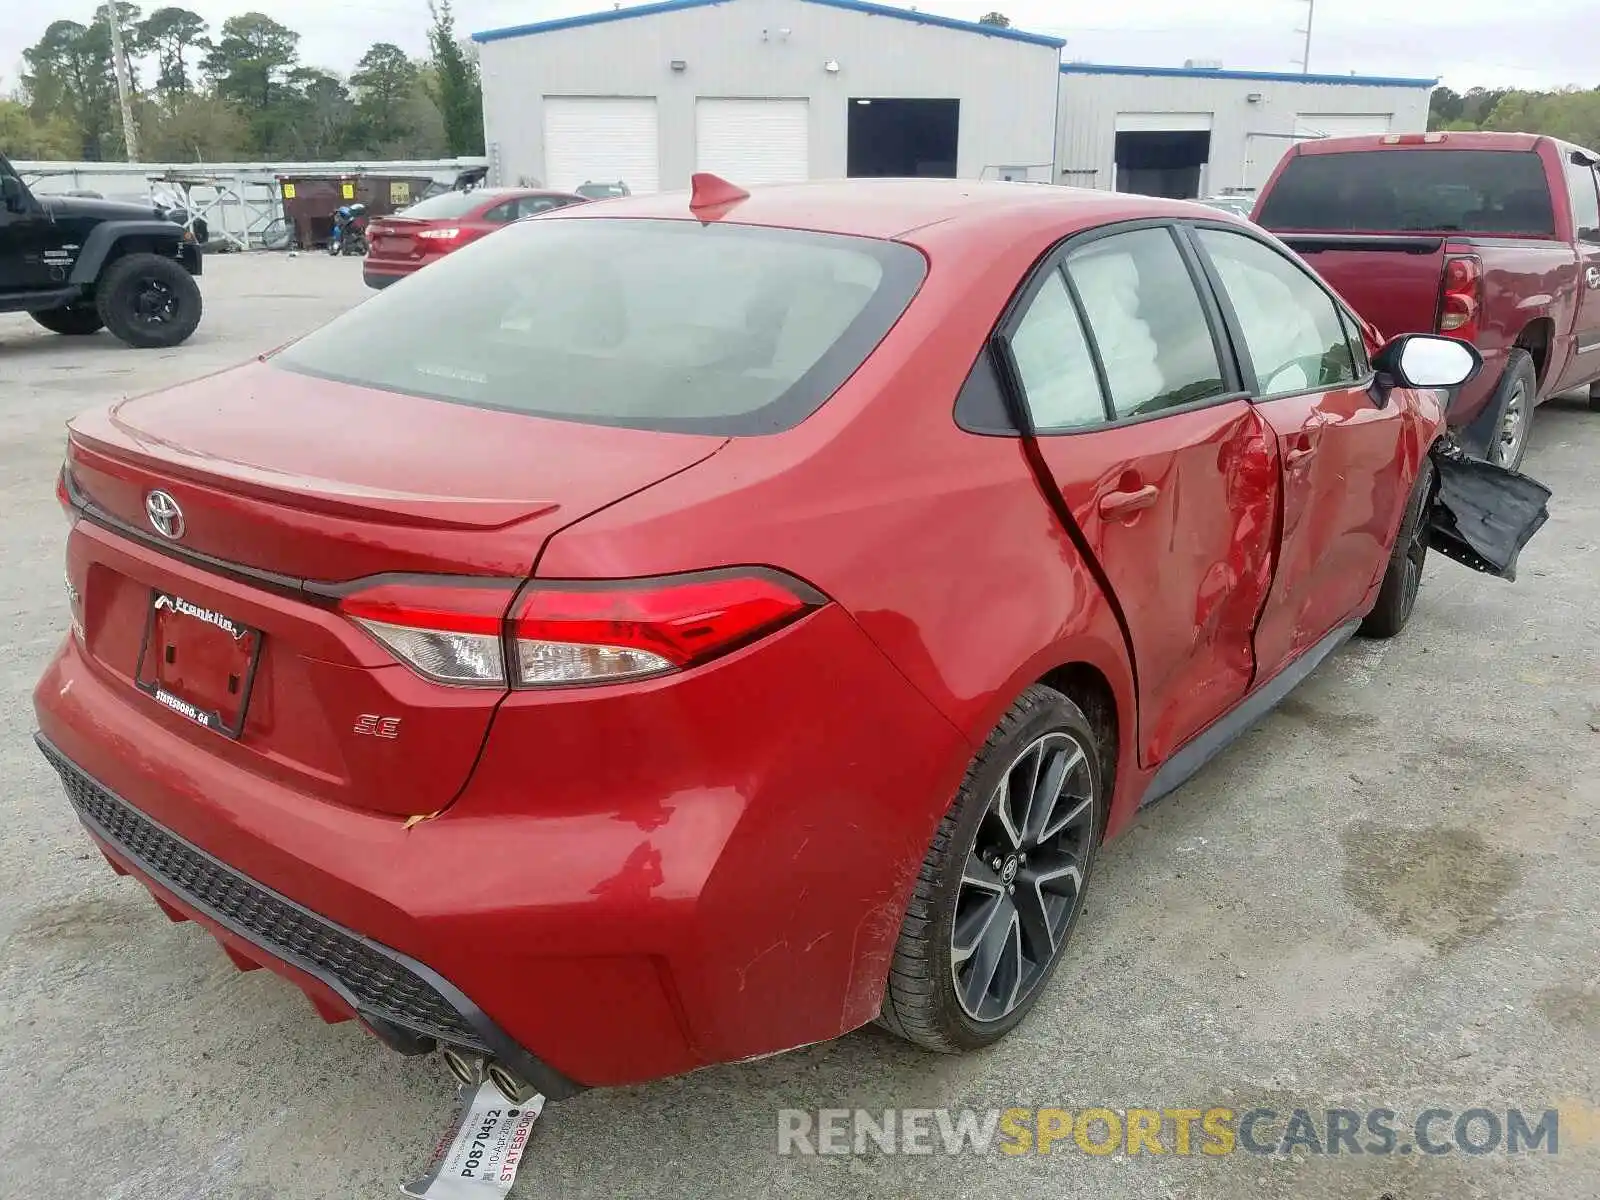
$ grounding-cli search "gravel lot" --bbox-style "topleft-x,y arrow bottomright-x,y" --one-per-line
2,253 -> 1597,1200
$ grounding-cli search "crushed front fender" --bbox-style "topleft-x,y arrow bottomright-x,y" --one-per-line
1427,437 -> 1552,581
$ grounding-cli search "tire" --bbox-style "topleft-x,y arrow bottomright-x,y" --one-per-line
95,253 -> 202,349
1485,349 -> 1536,471
1589,381 -> 1600,413
1360,455 -> 1436,639
878,684 -> 1104,1053
30,304 -> 104,336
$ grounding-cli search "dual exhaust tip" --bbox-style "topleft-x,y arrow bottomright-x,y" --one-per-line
440,1045 -> 538,1105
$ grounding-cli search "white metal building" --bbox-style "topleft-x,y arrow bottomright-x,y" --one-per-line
1056,64 -> 1436,198
472,0 -> 1065,193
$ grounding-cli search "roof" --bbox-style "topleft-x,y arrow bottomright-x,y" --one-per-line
1060,63 -> 1438,89
473,0 -> 1066,48
546,177 -> 1202,240
1291,130 -> 1546,156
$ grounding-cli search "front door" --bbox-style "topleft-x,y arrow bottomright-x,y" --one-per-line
0,159 -> 53,294
1190,225 -> 1409,681
1003,224 -> 1280,767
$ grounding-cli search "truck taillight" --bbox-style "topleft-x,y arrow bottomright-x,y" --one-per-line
339,570 -> 823,689
1438,254 -> 1482,341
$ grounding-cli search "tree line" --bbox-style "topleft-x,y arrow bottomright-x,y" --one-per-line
1429,84 -> 1600,148
2,1 -> 484,162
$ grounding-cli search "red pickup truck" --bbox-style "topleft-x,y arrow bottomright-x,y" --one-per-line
1253,131 -> 1600,469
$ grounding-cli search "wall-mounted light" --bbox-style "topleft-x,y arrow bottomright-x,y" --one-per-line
670,59 -> 687,71
824,59 -> 841,73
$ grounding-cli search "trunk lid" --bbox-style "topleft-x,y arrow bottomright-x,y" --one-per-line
1274,234 -> 1447,341
64,360 -> 726,818
68,359 -> 726,580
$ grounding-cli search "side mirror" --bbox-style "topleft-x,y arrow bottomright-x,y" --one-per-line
1373,333 -> 1483,390
1,174 -> 27,212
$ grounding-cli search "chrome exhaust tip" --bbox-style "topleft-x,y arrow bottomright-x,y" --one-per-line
486,1061 -> 538,1105
440,1046 -> 482,1088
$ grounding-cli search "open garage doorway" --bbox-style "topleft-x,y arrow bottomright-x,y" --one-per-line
1114,130 -> 1212,199
848,99 -> 959,178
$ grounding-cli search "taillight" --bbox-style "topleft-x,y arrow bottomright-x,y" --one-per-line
511,571 -> 822,686
338,570 -> 823,689
57,463 -> 80,526
417,227 -> 462,240
1438,254 -> 1482,340
340,580 -> 516,687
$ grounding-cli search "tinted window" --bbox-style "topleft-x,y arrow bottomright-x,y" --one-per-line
482,202 -> 518,223
1565,155 -> 1600,237
517,196 -> 566,218
1007,270 -> 1106,430
396,189 -> 502,219
275,218 -> 926,435
1258,149 -> 1556,235
1066,227 -> 1226,419
1199,228 -> 1359,396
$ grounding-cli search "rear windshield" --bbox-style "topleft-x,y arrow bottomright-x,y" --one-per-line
275,218 -> 926,434
1258,149 -> 1556,235
394,190 -> 501,219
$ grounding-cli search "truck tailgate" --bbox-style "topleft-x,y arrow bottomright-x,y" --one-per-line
1275,234 -> 1446,339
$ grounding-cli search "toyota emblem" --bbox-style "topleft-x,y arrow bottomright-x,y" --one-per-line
145,490 -> 185,539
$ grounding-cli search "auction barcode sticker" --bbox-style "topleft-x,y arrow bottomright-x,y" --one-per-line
401,1080 -> 545,1199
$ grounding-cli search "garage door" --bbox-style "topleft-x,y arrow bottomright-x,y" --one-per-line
543,97 -> 660,194
1293,113 -> 1394,140
696,99 -> 809,185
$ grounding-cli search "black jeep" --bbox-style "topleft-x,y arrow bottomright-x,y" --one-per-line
2,151 -> 203,349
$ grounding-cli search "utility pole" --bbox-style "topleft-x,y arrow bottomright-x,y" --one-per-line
1293,0 -> 1317,75
105,3 -> 140,161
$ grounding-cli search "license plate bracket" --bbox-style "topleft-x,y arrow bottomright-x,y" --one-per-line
134,591 -> 263,739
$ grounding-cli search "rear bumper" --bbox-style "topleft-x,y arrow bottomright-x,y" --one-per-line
362,264 -> 414,289
35,733 -> 581,1099
33,603 -> 970,1088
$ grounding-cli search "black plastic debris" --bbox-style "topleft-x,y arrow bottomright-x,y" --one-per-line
1427,439 -> 1552,582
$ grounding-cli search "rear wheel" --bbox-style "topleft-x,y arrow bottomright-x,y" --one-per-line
878,685 -> 1103,1052
30,303 -> 104,336
95,253 -> 202,349
1486,350 -> 1536,471
1361,456 -> 1435,639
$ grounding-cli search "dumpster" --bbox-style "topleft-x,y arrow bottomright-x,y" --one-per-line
275,173 -> 440,249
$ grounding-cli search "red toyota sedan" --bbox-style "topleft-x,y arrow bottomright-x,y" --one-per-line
362,186 -> 586,288
35,178 -> 1541,1104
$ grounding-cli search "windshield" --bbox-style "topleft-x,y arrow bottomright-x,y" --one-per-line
1258,149 -> 1556,235
395,189 -> 502,219
275,217 -> 927,435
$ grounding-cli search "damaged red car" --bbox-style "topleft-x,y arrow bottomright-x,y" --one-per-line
34,177 -> 1548,1103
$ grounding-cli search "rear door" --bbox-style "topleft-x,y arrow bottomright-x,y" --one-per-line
1558,153 -> 1600,389
1001,223 -> 1280,767
1189,224 -> 1408,682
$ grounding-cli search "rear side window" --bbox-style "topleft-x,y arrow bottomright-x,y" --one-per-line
1008,270 -> 1105,430
1066,228 -> 1227,419
1258,149 -> 1556,235
275,218 -> 926,435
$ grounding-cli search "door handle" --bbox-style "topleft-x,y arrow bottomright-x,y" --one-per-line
1286,444 -> 1318,469
1098,484 -> 1159,519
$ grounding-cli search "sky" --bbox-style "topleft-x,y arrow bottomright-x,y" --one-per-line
3,0 -> 1597,96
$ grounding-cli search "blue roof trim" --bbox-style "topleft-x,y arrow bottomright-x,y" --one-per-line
473,0 -> 1065,48
1060,63 -> 1438,89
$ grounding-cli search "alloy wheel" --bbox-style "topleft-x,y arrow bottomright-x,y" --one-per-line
133,278 -> 178,327
1495,381 -> 1528,466
951,731 -> 1095,1023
